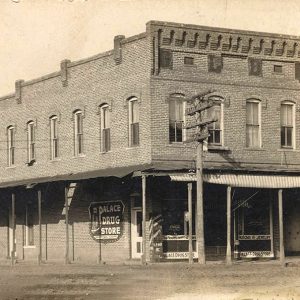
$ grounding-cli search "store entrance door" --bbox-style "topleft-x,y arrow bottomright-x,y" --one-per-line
131,209 -> 143,259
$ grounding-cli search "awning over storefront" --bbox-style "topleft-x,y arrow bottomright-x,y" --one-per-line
170,173 -> 300,189
0,163 -> 153,189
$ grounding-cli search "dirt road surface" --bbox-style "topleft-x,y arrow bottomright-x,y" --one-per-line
0,260 -> 300,300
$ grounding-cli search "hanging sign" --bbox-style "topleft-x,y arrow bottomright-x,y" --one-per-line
89,200 -> 125,243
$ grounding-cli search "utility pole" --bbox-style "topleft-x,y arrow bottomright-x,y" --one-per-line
184,90 -> 217,264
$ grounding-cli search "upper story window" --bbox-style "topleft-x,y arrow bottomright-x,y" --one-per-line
50,116 -> 59,160
128,97 -> 139,147
274,65 -> 283,73
184,57 -> 194,65
207,97 -> 223,146
246,100 -> 261,148
281,102 -> 295,148
7,126 -> 15,167
74,110 -> 84,155
27,121 -> 35,162
169,95 -> 185,143
160,49 -> 173,69
100,104 -> 111,152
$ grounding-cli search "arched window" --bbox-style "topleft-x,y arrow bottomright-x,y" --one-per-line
169,94 -> 185,143
207,96 -> 223,146
100,104 -> 111,152
74,110 -> 84,155
128,97 -> 139,146
281,101 -> 295,148
50,115 -> 59,159
246,99 -> 261,148
7,126 -> 15,166
27,121 -> 35,162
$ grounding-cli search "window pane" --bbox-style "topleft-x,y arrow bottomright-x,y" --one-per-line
175,121 -> 183,142
131,123 -> 139,146
169,123 -> 176,142
246,102 -> 253,124
252,103 -> 259,125
246,125 -> 259,147
131,100 -> 139,123
286,127 -> 293,146
214,130 -> 221,144
77,114 -> 82,133
169,100 -> 183,121
281,127 -> 285,146
286,105 -> 293,126
280,105 -> 287,126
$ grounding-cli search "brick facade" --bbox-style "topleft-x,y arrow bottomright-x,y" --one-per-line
0,21 -> 300,263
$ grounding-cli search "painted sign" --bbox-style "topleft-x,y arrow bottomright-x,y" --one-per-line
89,200 -> 125,243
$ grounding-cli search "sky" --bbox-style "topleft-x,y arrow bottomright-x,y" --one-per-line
1,0 -> 300,96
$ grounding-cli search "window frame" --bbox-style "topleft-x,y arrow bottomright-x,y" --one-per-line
74,110 -> 84,156
280,101 -> 296,149
27,121 -> 35,162
169,95 -> 186,144
207,96 -> 224,146
128,97 -> 139,147
100,104 -> 111,152
246,99 -> 262,148
7,126 -> 15,167
50,115 -> 59,160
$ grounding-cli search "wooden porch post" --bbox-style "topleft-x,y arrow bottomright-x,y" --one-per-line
11,193 -> 15,265
65,185 -> 70,264
188,182 -> 193,264
196,142 -> 205,264
142,175 -> 147,265
269,198 -> 274,257
226,186 -> 232,265
278,189 -> 285,265
38,190 -> 42,265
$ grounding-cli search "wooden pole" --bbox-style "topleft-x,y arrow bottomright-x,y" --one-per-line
278,189 -> 285,265
196,142 -> 205,264
188,182 -> 193,264
226,186 -> 232,265
11,193 -> 15,265
142,175 -> 147,265
269,198 -> 274,257
38,190 -> 42,265
65,185 -> 70,264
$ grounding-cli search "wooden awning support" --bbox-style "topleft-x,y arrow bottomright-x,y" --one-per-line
188,183 -> 193,264
38,190 -> 42,265
278,189 -> 285,266
65,185 -> 70,264
11,193 -> 15,266
226,186 -> 232,265
142,175 -> 147,265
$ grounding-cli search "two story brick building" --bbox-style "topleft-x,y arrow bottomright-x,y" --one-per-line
0,20 -> 300,264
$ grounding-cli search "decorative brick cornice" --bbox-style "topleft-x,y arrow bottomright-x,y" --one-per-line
149,22 -> 300,61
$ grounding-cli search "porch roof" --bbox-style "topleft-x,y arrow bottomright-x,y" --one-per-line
170,173 -> 300,189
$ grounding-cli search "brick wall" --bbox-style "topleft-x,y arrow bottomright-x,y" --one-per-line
0,33 -> 152,185
147,21 -> 300,171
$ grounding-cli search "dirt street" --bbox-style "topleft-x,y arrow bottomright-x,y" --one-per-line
0,260 -> 300,300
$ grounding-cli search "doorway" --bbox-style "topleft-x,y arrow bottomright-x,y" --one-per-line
131,209 -> 143,259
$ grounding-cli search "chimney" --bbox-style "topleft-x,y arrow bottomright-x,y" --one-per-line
60,59 -> 71,87
15,79 -> 24,104
114,35 -> 125,64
